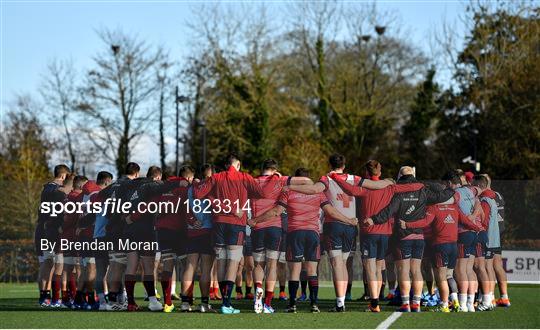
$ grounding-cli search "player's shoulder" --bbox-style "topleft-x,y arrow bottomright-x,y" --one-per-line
317,191 -> 328,201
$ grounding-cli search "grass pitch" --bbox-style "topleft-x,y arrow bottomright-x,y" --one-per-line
0,282 -> 538,328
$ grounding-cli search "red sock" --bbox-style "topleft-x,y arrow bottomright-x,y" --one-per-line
160,271 -> 172,306
69,273 -> 77,298
125,275 -> 137,305
264,291 -> 274,306
256,282 -> 263,289
53,274 -> 62,301
62,290 -> 69,302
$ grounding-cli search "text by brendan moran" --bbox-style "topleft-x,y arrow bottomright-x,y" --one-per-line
40,239 -> 158,252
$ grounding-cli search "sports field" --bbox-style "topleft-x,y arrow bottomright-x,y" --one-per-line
1,283 -> 538,328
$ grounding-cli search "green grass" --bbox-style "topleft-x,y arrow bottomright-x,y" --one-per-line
0,282 -> 538,328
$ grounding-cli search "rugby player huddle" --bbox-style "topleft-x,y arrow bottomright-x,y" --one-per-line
34,153 -> 511,314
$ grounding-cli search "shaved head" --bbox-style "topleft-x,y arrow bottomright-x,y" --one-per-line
399,166 -> 415,176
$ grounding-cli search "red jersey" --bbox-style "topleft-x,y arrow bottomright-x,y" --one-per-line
154,177 -> 191,232
319,173 -> 361,224
252,174 -> 289,230
329,173 -> 424,235
78,181 -> 102,239
278,190 -> 329,233
61,190 -> 83,241
194,166 -> 265,226
407,202 -> 482,245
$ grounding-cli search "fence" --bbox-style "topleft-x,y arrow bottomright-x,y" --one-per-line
1,239 -> 538,283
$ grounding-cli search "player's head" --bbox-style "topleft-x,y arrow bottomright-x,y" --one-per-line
364,160 -> 382,179
73,175 -> 89,191
480,173 -> 492,189
472,174 -> 489,191
146,166 -> 162,181
454,169 -> 467,185
294,167 -> 310,178
179,165 -> 195,183
202,163 -> 215,178
62,174 -> 75,192
328,153 -> 346,171
442,170 -> 461,189
261,159 -> 279,174
125,162 -> 140,179
54,164 -> 71,180
96,171 -> 113,187
226,153 -> 241,170
397,166 -> 415,180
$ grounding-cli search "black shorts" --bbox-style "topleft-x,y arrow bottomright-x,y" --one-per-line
394,239 -> 425,260
485,244 -> 501,259
457,231 -> 477,258
432,243 -> 457,269
360,234 -> 389,260
487,247 -> 502,258
186,233 -> 213,255
475,231 -> 488,258
157,229 -> 186,256
252,227 -> 282,253
286,230 -> 320,262
213,223 -> 245,247
323,222 -> 356,253
123,222 -> 157,256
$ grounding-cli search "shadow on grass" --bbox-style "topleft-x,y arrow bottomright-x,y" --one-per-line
0,297 -> 389,313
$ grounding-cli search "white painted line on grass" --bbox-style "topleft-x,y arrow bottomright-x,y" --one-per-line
376,311 -> 402,329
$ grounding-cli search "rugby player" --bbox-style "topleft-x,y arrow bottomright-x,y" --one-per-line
249,159 -> 311,313
287,155 -> 392,312
36,164 -> 71,307
90,171 -> 114,310
473,175 -> 500,311
181,165 -> 217,312
364,166 -> 454,312
400,185 -> 482,312
155,166 -> 193,313
74,179 -> 106,309
482,174 -> 511,307
123,166 -> 180,312
199,164 -> 222,301
328,161 -> 424,312
444,169 -> 480,312
252,167 -> 358,313
49,174 -> 75,308
193,154 -> 268,314
58,175 -> 88,308
99,162 -> 142,311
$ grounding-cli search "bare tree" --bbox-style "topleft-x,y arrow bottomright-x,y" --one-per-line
78,29 -> 164,174
40,59 -> 80,172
